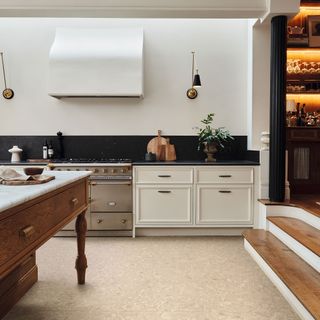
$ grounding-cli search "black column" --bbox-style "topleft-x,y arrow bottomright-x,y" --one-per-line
269,15 -> 287,202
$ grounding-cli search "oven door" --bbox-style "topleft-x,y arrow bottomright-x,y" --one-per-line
90,180 -> 132,213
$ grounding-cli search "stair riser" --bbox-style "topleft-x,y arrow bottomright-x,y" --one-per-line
244,239 -> 315,320
267,221 -> 320,273
267,206 -> 320,230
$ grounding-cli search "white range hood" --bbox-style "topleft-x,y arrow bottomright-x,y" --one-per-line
48,27 -> 144,98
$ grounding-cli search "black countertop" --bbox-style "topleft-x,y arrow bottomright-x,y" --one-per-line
0,160 -> 260,166
133,160 -> 260,166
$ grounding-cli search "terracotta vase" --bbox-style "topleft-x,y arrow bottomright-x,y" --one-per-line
203,142 -> 218,162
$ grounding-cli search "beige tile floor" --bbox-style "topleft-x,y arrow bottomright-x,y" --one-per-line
4,237 -> 299,320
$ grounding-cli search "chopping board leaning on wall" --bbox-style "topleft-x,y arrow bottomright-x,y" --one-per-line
147,130 -> 176,161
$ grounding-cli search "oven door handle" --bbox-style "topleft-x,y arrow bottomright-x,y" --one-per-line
90,180 -> 132,185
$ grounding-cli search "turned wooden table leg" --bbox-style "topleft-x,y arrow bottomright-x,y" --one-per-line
75,211 -> 87,284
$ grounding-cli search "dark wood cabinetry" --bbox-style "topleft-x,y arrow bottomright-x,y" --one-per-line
286,127 -> 320,194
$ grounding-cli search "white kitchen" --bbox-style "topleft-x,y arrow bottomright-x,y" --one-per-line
0,1 -> 319,320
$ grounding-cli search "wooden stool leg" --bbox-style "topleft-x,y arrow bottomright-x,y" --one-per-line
75,211 -> 87,284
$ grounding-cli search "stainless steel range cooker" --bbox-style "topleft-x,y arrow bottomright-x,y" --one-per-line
49,159 -> 133,234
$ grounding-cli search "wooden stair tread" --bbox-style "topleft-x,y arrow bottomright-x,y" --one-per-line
259,194 -> 320,218
243,230 -> 320,319
267,216 -> 320,257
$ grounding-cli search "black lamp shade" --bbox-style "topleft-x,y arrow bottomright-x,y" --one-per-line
193,74 -> 201,87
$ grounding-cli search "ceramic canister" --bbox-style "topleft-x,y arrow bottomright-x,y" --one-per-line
8,145 -> 23,162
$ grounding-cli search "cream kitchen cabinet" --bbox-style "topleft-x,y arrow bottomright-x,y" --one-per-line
195,167 -> 254,226
135,185 -> 192,225
133,165 -> 257,230
134,166 -> 193,226
196,185 -> 252,225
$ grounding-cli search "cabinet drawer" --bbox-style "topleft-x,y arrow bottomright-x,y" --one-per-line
0,180 -> 87,267
90,183 -> 132,212
196,167 -> 253,184
135,185 -> 192,225
91,212 -> 132,230
196,185 -> 252,225
135,167 -> 193,184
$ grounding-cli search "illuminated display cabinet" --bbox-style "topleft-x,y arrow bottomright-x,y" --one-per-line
286,4 -> 320,195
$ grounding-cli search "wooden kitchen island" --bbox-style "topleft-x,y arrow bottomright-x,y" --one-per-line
0,171 -> 90,319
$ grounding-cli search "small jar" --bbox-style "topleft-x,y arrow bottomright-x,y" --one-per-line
8,145 -> 23,162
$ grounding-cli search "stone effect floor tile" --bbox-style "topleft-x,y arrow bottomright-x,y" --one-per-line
4,237 -> 299,320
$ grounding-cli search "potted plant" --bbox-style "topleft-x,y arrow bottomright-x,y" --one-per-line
197,113 -> 234,162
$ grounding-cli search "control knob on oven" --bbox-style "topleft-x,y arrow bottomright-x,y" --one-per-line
94,168 -> 99,173
110,169 -> 116,174
120,168 -> 126,173
97,219 -> 103,224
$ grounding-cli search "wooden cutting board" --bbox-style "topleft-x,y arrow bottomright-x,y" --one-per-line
147,130 -> 168,161
165,138 -> 176,161
1,175 -> 55,185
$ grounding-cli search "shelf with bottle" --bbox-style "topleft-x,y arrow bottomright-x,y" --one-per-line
286,100 -> 320,127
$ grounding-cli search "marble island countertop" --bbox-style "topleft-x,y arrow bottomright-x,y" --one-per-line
0,171 -> 91,213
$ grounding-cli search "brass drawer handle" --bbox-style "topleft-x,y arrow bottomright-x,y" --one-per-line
219,190 -> 232,193
158,190 -> 172,193
71,198 -> 79,206
158,175 -> 171,178
20,225 -> 35,239
219,175 -> 232,178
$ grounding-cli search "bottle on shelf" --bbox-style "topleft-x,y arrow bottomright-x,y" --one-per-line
297,110 -> 303,126
43,140 -> 48,160
301,103 -> 306,126
48,141 -> 54,159
295,102 -> 301,126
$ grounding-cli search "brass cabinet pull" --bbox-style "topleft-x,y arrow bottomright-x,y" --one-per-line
158,175 -> 171,178
219,175 -> 232,178
71,198 -> 79,206
20,225 -> 35,239
219,190 -> 232,193
158,190 -> 172,193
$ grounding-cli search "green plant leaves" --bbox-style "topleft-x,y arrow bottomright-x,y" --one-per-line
197,113 -> 234,150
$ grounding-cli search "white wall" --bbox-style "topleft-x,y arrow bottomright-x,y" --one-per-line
0,18 -> 248,136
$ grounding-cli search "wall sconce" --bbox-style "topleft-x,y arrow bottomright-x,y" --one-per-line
0,52 -> 14,100
186,51 -> 201,99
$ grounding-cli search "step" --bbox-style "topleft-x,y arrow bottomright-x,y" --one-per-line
267,216 -> 320,257
243,230 -> 320,320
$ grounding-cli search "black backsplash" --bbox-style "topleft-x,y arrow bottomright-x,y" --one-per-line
0,135 -> 259,162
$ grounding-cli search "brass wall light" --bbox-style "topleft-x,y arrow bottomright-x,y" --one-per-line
186,51 -> 201,99
0,52 -> 14,99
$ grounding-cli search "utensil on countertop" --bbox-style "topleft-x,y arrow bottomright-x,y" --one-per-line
147,130 -> 168,161
165,138 -> 176,161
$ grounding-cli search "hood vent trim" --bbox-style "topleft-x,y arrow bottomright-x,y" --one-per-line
48,27 -> 144,98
